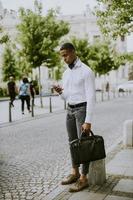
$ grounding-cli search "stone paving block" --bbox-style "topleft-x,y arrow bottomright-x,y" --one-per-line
43,185 -> 68,200
106,149 -> 133,176
106,150 -> 133,168
124,168 -> 133,177
69,192 -> 106,200
106,166 -> 126,176
105,195 -> 133,200
113,179 -> 133,193
117,150 -> 133,162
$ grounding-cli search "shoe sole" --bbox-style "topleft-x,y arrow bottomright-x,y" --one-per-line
69,183 -> 89,192
61,179 -> 78,185
61,176 -> 80,185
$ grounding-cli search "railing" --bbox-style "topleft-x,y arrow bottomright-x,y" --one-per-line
0,90 -> 131,123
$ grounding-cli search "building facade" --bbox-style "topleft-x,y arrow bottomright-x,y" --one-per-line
0,2 -> 130,91
58,5 -> 129,90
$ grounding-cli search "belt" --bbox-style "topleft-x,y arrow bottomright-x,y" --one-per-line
68,102 -> 87,108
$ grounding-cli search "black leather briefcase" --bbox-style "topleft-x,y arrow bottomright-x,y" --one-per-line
69,130 -> 106,165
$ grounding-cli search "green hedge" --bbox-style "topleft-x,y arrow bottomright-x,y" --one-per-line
0,87 -> 8,97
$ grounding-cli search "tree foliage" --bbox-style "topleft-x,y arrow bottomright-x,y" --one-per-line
96,0 -> 133,38
0,26 -> 9,44
90,41 -> 124,75
2,43 -> 20,81
17,1 -> 69,70
71,37 -> 122,75
71,37 -> 92,66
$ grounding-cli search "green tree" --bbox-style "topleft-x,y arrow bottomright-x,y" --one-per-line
118,52 -> 133,80
15,50 -> 33,77
96,0 -> 133,38
71,37 -> 122,75
89,41 -> 123,75
17,0 -> 69,106
2,42 -> 20,81
17,7 -> 69,69
0,26 -> 9,44
71,37 -> 92,66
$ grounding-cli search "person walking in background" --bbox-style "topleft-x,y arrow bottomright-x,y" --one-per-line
19,77 -> 31,114
7,76 -> 17,107
53,43 -> 95,192
29,80 -> 36,106
106,81 -> 110,92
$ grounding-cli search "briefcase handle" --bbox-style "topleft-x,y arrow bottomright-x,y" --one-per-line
80,130 -> 94,140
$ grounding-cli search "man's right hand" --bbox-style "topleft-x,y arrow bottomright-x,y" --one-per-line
53,85 -> 63,94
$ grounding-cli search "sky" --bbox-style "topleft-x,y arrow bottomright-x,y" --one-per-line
1,0 -> 97,15
1,0 -> 133,51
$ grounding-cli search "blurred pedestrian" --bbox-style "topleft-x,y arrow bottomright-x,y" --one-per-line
7,76 -> 17,107
106,81 -> 110,92
19,77 -> 31,114
29,80 -> 36,106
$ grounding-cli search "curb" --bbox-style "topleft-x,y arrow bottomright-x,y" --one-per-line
0,109 -> 65,128
43,141 -> 123,200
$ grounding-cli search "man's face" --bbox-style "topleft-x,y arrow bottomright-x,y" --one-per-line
60,49 -> 76,65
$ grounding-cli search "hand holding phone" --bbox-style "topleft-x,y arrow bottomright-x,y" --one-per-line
53,85 -> 63,94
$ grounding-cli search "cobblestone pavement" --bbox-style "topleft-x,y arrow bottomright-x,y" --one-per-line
0,95 -> 132,200
52,144 -> 133,200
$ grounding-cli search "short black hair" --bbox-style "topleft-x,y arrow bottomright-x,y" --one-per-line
23,77 -> 29,83
60,43 -> 75,51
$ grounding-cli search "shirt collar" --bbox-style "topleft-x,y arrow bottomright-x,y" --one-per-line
69,58 -> 82,70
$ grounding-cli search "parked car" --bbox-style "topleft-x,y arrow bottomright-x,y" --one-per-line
117,80 -> 133,92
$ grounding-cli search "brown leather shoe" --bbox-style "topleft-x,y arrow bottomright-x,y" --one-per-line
69,179 -> 89,192
61,174 -> 80,185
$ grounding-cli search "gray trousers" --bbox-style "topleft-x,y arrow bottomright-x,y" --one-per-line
66,105 -> 90,175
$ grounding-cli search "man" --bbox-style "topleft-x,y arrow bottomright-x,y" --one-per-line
7,76 -> 17,107
53,43 -> 95,192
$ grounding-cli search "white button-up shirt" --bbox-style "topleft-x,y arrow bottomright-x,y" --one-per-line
61,58 -> 95,123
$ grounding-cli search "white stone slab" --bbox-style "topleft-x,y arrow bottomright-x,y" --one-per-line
113,179 -> 133,193
106,166 -> 126,176
124,168 -> 133,177
105,195 -> 133,200
69,192 -> 106,200
106,149 -> 133,176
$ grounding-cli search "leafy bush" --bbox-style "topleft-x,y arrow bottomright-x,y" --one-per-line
0,87 -> 8,97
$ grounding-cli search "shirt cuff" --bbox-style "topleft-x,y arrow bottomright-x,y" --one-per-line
85,115 -> 92,124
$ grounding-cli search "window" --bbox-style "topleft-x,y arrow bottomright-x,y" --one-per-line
93,35 -> 100,42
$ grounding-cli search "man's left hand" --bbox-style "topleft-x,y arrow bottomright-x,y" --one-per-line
81,123 -> 91,134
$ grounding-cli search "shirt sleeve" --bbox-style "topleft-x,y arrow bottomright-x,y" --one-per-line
60,92 -> 67,100
84,69 -> 96,123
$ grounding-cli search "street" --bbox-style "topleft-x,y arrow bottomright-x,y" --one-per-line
0,91 -> 126,125
0,94 -> 133,200
0,95 -> 65,124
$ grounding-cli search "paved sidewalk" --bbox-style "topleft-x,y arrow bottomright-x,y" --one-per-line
44,144 -> 133,200
0,91 -> 128,125
0,94 -> 132,200
0,95 -> 65,125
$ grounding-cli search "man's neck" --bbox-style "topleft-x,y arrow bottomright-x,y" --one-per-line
68,57 -> 77,69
